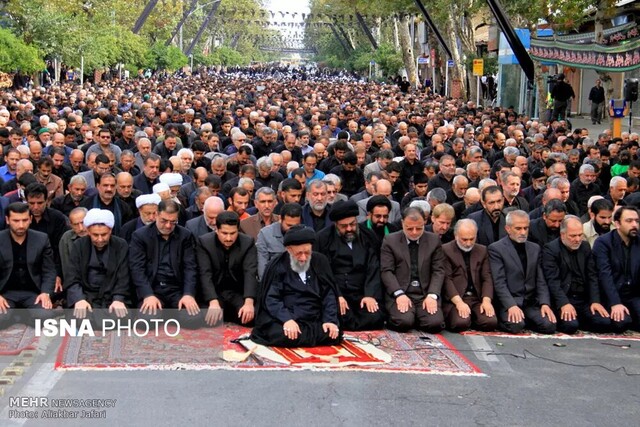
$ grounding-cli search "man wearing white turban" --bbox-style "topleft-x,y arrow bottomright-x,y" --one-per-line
64,208 -> 131,320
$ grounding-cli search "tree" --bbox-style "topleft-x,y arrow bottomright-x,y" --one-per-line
0,27 -> 44,73
146,42 -> 188,71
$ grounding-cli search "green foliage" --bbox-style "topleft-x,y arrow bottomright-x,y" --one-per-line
373,43 -> 404,77
146,42 -> 188,71
215,46 -> 247,66
0,27 -> 44,73
464,54 -> 498,76
3,0 -> 272,73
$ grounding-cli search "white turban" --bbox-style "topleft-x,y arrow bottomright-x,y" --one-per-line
135,193 -> 162,209
153,183 -> 170,194
83,208 -> 115,229
159,173 -> 183,187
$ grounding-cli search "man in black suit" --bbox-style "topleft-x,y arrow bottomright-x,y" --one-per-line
488,210 -> 557,334
315,200 -> 385,331
25,182 -> 69,293
133,153 -> 161,195
380,206 -> 445,333
81,173 -> 133,236
129,200 -> 201,327
0,202 -> 56,325
442,219 -> 497,332
528,199 -> 566,247
542,216 -> 612,334
592,206 -> 640,332
196,211 -> 258,326
65,209 -> 130,321
468,186 -> 506,247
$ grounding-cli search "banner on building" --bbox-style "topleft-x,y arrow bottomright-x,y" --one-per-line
530,23 -> 640,72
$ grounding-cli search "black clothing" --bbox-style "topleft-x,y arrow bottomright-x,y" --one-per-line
7,236 -> 38,293
250,251 -> 342,347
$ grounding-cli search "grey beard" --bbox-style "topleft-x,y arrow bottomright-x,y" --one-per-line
311,201 -> 327,212
456,241 -> 474,252
290,255 -> 311,273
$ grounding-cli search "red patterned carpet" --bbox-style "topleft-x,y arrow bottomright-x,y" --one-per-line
55,324 -> 483,375
0,324 -> 39,355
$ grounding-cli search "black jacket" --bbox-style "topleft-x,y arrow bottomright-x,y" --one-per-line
252,251 -> 340,331
542,238 -> 601,308
129,223 -> 197,301
65,235 -> 131,307
196,233 -> 258,302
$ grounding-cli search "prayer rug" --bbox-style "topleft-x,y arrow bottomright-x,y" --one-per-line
56,324 -> 483,375
460,330 -> 640,341
0,324 -> 39,355
55,325 -> 224,370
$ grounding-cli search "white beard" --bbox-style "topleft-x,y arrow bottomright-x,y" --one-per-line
290,255 -> 311,273
456,241 -> 474,253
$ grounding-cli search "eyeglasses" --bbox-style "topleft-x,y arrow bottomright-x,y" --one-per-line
158,218 -> 178,226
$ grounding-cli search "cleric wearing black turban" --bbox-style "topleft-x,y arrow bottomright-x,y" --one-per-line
250,225 -> 342,347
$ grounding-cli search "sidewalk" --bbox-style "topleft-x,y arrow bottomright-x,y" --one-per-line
551,115 -> 637,136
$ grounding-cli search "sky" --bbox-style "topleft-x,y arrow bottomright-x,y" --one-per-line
266,0 -> 311,48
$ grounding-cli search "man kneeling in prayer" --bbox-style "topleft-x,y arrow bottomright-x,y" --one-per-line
250,225 -> 341,347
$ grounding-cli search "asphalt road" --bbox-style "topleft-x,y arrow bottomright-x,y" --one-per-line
0,330 -> 638,427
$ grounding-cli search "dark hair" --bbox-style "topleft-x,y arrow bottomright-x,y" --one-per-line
160,159 -> 173,172
366,170 -> 385,182
24,182 -> 48,199
4,148 -> 19,158
334,140 -> 349,152
291,168 -> 305,179
158,199 -> 180,214
37,156 -> 54,169
280,203 -> 303,219
229,187 -> 249,200
97,172 -> 116,184
18,172 -> 37,187
614,206 -> 639,222
191,140 -> 207,152
50,146 -> 67,158
481,185 -> 503,202
543,199 -> 567,216
239,164 -> 256,176
413,172 -> 429,185
385,161 -> 402,174
6,202 -> 30,216
303,152 -> 318,163
204,174 -> 222,188
377,149 -> 395,161
216,211 -> 239,228
279,178 -> 302,192
590,198 -> 613,215
343,151 -> 357,165
145,153 -> 161,165
95,154 -> 110,165
237,145 -> 253,156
